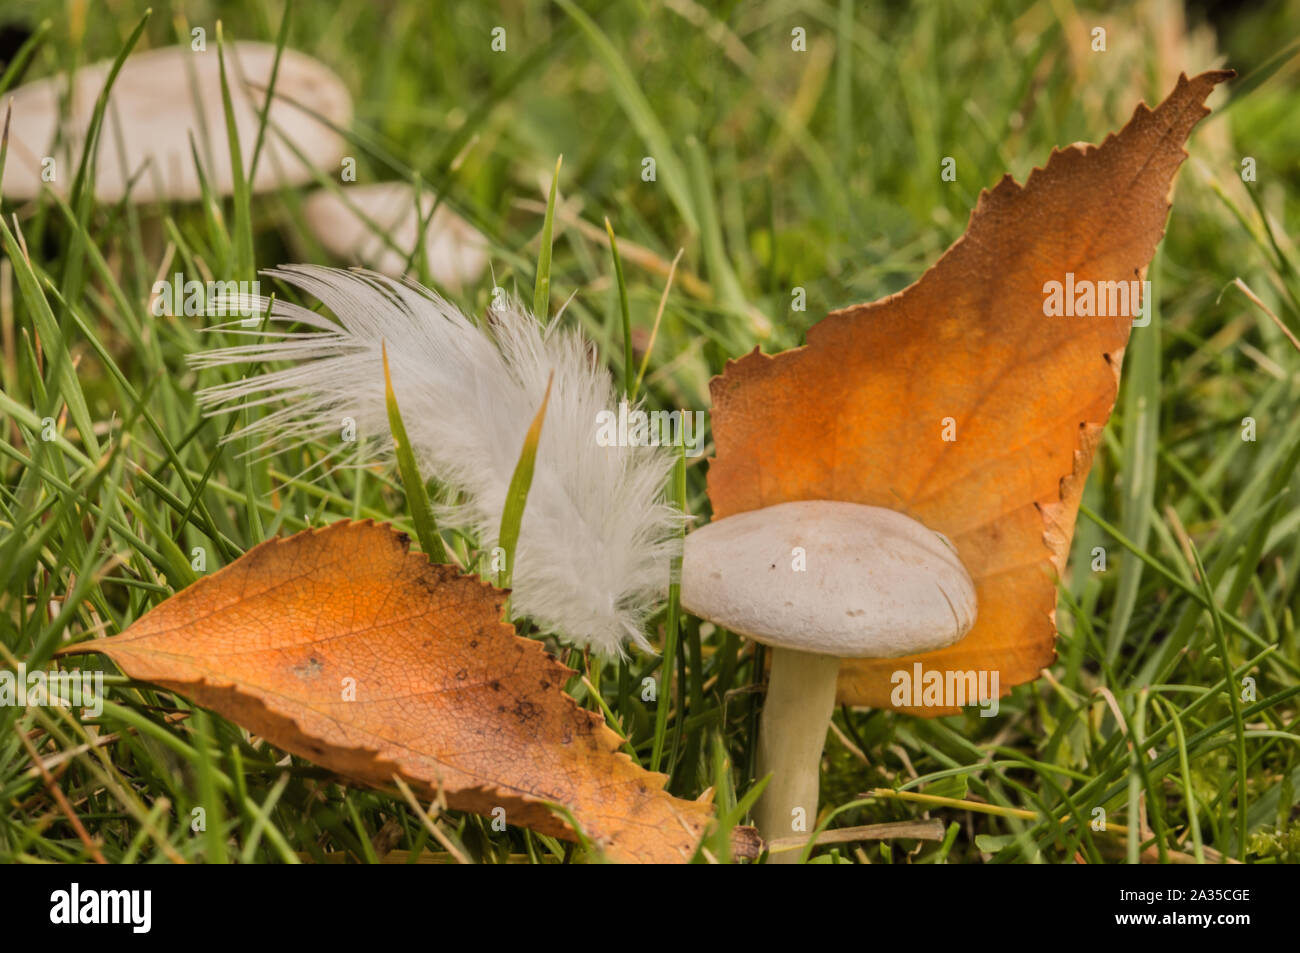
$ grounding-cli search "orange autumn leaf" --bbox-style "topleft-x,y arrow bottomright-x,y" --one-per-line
705,71 -> 1232,713
67,521 -> 713,862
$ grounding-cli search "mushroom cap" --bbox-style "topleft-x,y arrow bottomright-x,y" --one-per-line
2,42 -> 351,203
680,500 -> 976,658
302,183 -> 489,291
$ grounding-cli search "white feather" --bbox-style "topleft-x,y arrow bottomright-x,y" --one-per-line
192,264 -> 679,655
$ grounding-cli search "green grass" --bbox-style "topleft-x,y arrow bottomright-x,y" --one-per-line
2,0 -> 1299,864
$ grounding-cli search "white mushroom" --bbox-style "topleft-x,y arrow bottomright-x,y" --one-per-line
2,42 -> 351,203
302,182 -> 489,291
680,500 -> 976,861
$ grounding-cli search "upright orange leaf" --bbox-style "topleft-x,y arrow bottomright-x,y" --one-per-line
68,521 -> 713,862
705,71 -> 1232,713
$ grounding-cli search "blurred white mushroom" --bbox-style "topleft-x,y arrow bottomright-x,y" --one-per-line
2,42 -> 351,203
302,182 -> 489,291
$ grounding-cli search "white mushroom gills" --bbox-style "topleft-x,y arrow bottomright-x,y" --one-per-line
681,500 -> 977,860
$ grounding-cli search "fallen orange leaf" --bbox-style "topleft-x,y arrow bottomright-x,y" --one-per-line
65,521 -> 714,862
705,71 -> 1232,712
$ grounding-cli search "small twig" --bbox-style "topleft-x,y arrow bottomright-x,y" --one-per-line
16,726 -> 107,863
1164,504 -> 1199,581
826,719 -> 869,766
514,197 -> 713,301
1095,837 -> 1240,864
767,819 -> 946,854
24,710 -> 190,779
1233,277 -> 1300,353
391,775 -> 470,865
888,743 -> 920,780
633,247 -> 683,397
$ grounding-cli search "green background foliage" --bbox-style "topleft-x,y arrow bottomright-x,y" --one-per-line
1,0 -> 1298,863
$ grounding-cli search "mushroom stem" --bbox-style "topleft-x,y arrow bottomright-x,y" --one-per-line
754,646 -> 841,861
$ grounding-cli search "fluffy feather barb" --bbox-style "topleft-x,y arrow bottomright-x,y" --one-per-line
192,265 -> 678,655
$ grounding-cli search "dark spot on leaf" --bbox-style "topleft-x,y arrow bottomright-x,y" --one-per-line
512,700 -> 539,724
412,572 -> 443,595
291,656 -> 324,680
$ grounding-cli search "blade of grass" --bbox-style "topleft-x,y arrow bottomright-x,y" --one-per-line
497,372 -> 553,592
216,21 -> 254,282
190,709 -> 229,863
0,19 -> 50,94
685,136 -> 750,326
651,441 -> 686,774
533,155 -> 562,322
1107,251 -> 1161,664
604,217 -> 634,397
381,341 -> 446,563
555,0 -> 698,233
246,2 -> 291,185
633,248 -> 682,399
0,100 -> 11,196
62,10 -> 150,308
1189,541 -> 1249,860
0,215 -> 99,457
1159,696 -> 1206,864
